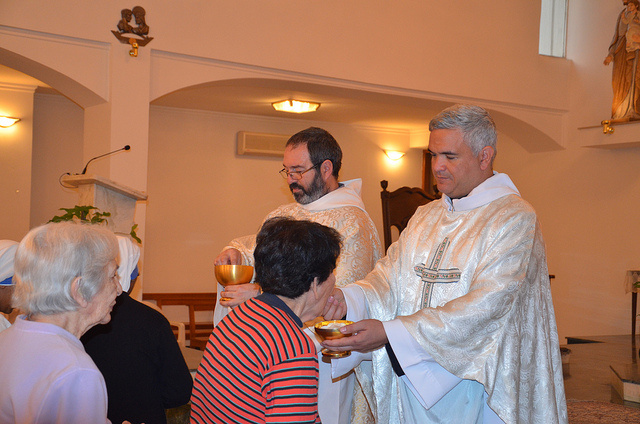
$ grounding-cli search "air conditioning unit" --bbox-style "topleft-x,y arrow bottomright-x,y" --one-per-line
237,131 -> 289,157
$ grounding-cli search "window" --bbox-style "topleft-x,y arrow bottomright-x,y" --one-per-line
539,0 -> 568,57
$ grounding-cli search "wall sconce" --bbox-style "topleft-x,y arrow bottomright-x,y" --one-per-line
0,116 -> 20,128
272,100 -> 321,114
384,150 -> 405,160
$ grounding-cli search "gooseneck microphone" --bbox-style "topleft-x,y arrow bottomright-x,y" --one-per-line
81,145 -> 131,174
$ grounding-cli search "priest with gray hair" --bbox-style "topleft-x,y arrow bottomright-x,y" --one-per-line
322,104 -> 567,423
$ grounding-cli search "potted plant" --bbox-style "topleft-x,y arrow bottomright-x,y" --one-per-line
49,205 -> 141,243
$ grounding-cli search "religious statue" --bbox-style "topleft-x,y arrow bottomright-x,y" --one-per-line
117,9 -> 133,34
131,6 -> 150,37
111,5 -> 153,49
604,0 -> 640,121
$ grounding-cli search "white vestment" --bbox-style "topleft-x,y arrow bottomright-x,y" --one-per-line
337,173 -> 567,424
214,178 -> 382,424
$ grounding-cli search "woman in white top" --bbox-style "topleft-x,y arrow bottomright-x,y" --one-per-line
0,222 -> 125,424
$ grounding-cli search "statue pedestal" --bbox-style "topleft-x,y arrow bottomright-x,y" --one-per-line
611,363 -> 640,404
61,174 -> 147,235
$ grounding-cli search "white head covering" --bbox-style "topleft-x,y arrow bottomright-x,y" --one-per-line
116,236 -> 140,292
0,240 -> 19,286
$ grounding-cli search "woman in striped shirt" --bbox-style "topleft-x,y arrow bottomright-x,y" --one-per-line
191,217 -> 342,424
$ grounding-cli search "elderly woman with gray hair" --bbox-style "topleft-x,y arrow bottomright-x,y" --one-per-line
0,222 -> 123,424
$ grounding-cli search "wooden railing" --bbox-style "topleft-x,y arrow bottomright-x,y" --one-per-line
142,292 -> 216,350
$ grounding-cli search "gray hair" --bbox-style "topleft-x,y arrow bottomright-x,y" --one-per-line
429,104 -> 497,157
12,222 -> 118,316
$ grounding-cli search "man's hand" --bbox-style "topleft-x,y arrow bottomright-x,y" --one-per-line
219,283 -> 261,307
214,248 -> 242,265
321,319 -> 388,353
322,288 -> 347,320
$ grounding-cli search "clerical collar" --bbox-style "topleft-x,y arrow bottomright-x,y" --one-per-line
256,292 -> 303,327
301,178 -> 367,213
443,172 -> 520,212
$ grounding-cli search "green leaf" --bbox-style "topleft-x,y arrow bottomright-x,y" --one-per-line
130,224 -> 142,244
48,204 -> 108,224
48,205 -> 141,245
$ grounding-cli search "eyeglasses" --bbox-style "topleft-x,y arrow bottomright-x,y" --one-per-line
279,163 -> 321,180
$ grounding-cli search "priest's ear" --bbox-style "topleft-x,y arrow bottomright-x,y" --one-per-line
319,159 -> 335,182
479,146 -> 495,171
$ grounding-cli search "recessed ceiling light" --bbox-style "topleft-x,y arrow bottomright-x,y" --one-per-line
272,100 -> 320,114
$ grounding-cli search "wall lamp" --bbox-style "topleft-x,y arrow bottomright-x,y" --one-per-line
272,100 -> 320,114
0,116 -> 20,128
384,150 -> 405,160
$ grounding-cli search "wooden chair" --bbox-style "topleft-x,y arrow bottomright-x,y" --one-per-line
142,292 -> 217,350
380,180 -> 436,251
187,301 -> 217,350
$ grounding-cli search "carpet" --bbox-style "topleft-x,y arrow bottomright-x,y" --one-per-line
567,399 -> 640,423
169,399 -> 640,423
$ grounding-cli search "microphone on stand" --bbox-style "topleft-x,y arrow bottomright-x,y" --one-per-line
80,145 -> 131,174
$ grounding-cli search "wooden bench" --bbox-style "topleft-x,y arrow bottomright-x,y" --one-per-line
142,292 -> 217,350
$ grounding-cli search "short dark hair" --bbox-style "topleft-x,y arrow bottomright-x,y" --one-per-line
286,127 -> 342,178
254,217 -> 341,299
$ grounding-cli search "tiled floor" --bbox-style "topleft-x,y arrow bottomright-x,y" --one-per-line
563,334 -> 640,409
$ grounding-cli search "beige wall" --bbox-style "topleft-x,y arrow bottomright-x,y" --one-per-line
144,107 -> 423,296
2,1 -> 640,341
0,85 -> 34,241
30,93 -> 85,229
494,135 -> 640,340
2,1 -> 569,108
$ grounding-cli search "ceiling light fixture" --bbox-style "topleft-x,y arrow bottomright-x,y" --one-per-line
272,100 -> 320,114
384,150 -> 405,160
0,116 -> 20,128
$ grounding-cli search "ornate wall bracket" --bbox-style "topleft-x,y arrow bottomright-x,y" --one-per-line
601,120 -> 615,135
111,6 -> 153,57
600,117 -> 640,135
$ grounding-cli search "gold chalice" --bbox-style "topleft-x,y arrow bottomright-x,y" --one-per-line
214,265 -> 254,302
314,320 -> 354,358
